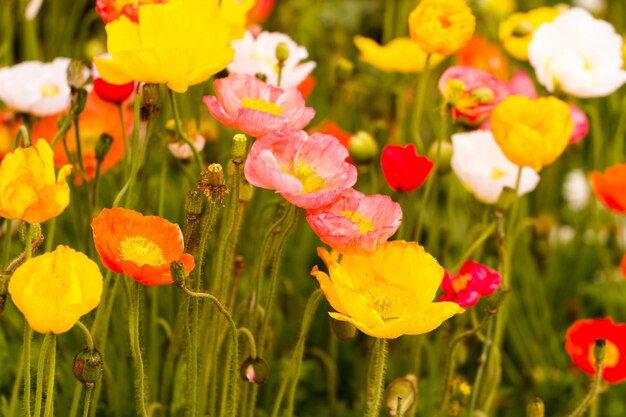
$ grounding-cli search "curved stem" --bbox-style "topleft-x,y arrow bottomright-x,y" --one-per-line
567,364 -> 604,417
453,222 -> 497,270
238,327 -> 258,359
75,321 -> 95,351
49,114 -> 72,148
168,89 -> 202,173
15,125 -> 30,147
365,338 -> 389,417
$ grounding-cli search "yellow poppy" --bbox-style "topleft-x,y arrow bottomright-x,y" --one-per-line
95,0 -> 235,93
8,245 -> 103,334
498,7 -> 560,61
408,0 -> 476,56
353,36 -> 444,73
311,241 -> 463,339
0,140 -> 71,224
491,96 -> 572,172
221,0 -> 255,40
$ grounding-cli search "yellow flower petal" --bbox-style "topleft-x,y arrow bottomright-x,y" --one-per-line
354,36 -> 444,73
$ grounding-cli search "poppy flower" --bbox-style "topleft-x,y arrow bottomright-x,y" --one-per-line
203,73 -> 315,138
91,207 -> 195,285
353,36 -> 444,74
380,144 -> 433,192
305,188 -> 402,255
591,163 -> 626,213
439,261 -> 502,308
0,141 -> 72,224
311,241 -> 463,339
247,0 -> 275,24
408,0 -> 476,56
565,318 -> 626,384
244,130 -> 357,209
568,104 -> 589,144
498,7 -> 560,61
8,245 -> 103,334
457,36 -> 508,80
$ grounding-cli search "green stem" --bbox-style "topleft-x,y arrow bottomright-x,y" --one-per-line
466,318 -> 495,417
365,338 -> 389,417
43,335 -> 56,417
117,103 -> 130,171
82,389 -> 93,417
567,364 -> 603,417
113,93 -> 142,208
44,218 -> 56,252
453,222 -> 497,270
411,54 -> 432,152
168,89 -> 202,173
1,218 -> 12,269
75,321 -> 95,351
238,327 -> 258,359
15,125 -> 30,147
49,115 -> 72,148
33,334 -> 52,417
127,279 -> 149,417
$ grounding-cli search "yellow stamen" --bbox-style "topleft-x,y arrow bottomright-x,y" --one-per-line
340,210 -> 375,234
240,98 -> 284,116
286,163 -> 325,193
40,83 -> 60,98
491,168 -> 506,180
451,273 -> 471,293
119,236 -> 167,267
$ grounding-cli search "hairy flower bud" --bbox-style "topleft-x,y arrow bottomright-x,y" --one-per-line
170,261 -> 187,287
348,131 -> 378,165
526,398 -> 545,417
240,356 -> 270,384
231,134 -> 248,163
73,348 -> 103,389
95,133 -> 114,163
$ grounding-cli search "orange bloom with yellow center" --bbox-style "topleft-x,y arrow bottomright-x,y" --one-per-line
457,36 -> 509,80
408,0 -> 476,56
591,163 -> 626,214
91,207 -> 195,285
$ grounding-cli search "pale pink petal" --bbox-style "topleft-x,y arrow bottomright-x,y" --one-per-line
203,96 -> 238,127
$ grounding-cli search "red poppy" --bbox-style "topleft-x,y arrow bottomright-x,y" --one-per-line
91,208 -> 195,286
381,144 -> 434,192
439,261 -> 502,308
94,78 -> 134,104
565,318 -> 626,384
591,164 -> 626,213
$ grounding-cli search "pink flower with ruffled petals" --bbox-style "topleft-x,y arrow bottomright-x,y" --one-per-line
439,66 -> 510,125
305,189 -> 402,255
568,104 -> 589,144
439,261 -> 502,308
203,74 -> 315,138
244,130 -> 357,209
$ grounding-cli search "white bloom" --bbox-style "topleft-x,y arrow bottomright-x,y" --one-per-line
563,169 -> 591,211
451,130 -> 540,204
0,58 -> 72,116
167,135 -> 206,160
528,8 -> 626,98
228,31 -> 316,89
573,0 -> 606,15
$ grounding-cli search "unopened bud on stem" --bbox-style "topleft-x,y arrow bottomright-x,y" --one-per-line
526,397 -> 545,417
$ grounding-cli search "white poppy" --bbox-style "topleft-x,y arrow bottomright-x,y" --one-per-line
167,134 -> 206,160
528,8 -> 626,98
563,169 -> 591,211
0,58 -> 72,116
451,130 -> 540,204
228,31 -> 316,89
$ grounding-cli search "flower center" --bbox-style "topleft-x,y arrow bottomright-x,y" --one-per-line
291,163 -> 325,193
340,210 -> 375,234
40,83 -> 60,98
491,168 -> 506,180
588,340 -> 620,369
119,236 -> 167,267
240,98 -> 284,116
451,273 -> 471,293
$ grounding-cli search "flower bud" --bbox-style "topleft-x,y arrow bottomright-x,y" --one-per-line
349,131 -> 378,165
385,374 -> 417,416
240,356 -> 270,384
427,140 -> 453,174
496,186 -> 517,212
231,134 -> 248,163
198,164 -> 229,204
140,83 -> 160,121
72,89 -> 88,115
330,317 -> 357,340
73,348 -> 103,389
185,190 -> 205,218
594,338 -> 607,365
255,73 -> 268,82
526,398 -> 545,417
469,87 -> 496,104
67,60 -> 88,90
336,58 -> 354,83
170,261 -> 187,287
95,133 -> 114,163
275,42 -> 290,63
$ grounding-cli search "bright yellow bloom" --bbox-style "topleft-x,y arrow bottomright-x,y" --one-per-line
0,140 -> 71,224
221,0 -> 255,39
8,245 -> 103,334
353,36 -> 445,73
491,96 -> 572,172
95,0 -> 235,93
408,0 -> 476,56
311,241 -> 463,339
498,7 -> 560,61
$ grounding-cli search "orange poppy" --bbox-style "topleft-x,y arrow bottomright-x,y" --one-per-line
457,36 -> 508,80
0,111 -> 13,162
91,207 -> 195,285
32,91 -> 132,182
621,254 -> 626,279
591,163 -> 626,213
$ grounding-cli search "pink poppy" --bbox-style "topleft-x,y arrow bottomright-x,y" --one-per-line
568,104 -> 589,144
203,73 -> 315,138
438,66 -> 510,125
244,130 -> 358,209
305,188 -> 402,255
439,261 -> 502,308
507,71 -> 538,98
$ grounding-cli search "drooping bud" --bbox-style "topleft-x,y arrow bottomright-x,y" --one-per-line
140,83 -> 160,121
330,317 -> 357,340
170,261 -> 188,287
348,131 -> 378,165
385,374 -> 417,416
95,133 -> 114,163
197,164 -> 229,205
73,348 -> 104,389
239,356 -> 270,384
526,398 -> 545,417
275,42 -> 290,63
231,134 -> 248,163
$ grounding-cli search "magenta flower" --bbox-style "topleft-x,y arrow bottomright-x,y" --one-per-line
439,261 -> 502,308
305,188 -> 402,255
244,130 -> 358,209
438,65 -> 509,125
203,73 -> 315,138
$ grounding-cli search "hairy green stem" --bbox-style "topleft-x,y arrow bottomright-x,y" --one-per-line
567,363 -> 604,417
43,335 -> 56,417
127,280 -> 149,417
365,338 -> 389,417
